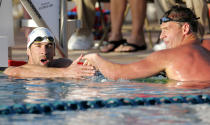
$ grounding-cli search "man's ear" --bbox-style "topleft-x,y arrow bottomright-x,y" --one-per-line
182,23 -> 190,35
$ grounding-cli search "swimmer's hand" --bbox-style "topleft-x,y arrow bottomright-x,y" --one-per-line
65,54 -> 96,79
82,53 -> 99,70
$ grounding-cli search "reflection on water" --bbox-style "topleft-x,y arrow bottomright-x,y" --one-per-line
167,80 -> 210,89
0,73 -> 209,105
0,104 -> 210,125
0,73 -> 210,125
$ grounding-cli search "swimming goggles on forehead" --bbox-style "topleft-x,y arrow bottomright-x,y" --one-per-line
33,36 -> 54,43
160,16 -> 200,24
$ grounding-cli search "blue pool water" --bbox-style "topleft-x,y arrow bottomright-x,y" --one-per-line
0,73 -> 210,125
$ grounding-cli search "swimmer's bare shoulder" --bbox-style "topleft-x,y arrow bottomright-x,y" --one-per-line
3,58 -> 72,76
3,65 -> 24,77
202,39 -> 210,51
3,64 -> 44,77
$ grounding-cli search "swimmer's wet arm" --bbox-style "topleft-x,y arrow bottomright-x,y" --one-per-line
4,63 -> 95,78
82,53 -> 118,79
120,59 -> 165,80
86,51 -> 167,80
119,51 -> 168,80
99,60 -> 164,80
3,66 -> 19,77
83,54 -> 132,80
3,65 -> 66,78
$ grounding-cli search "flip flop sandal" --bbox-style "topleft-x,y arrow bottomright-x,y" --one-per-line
118,42 -> 147,52
100,39 -> 127,53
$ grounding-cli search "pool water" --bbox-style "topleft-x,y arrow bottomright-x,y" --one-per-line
0,73 -> 210,125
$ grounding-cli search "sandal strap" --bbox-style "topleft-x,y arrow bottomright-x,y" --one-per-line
109,39 -> 127,46
122,42 -> 147,52
100,39 -> 127,52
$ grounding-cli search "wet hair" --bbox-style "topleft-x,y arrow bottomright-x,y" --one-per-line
162,5 -> 199,32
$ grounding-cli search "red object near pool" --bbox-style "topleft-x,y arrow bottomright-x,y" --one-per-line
8,60 -> 27,66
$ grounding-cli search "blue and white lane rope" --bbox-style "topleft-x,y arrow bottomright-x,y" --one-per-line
0,94 -> 209,115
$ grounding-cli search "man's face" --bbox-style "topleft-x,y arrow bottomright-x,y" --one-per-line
27,40 -> 55,66
160,22 -> 184,49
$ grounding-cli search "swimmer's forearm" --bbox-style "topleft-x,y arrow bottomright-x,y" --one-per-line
92,55 -> 125,80
4,65 -> 66,78
93,54 -> 164,80
4,63 -> 95,78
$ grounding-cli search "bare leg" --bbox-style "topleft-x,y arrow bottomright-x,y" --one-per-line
129,0 -> 146,46
115,0 -> 147,52
109,0 -> 127,41
100,0 -> 127,52
74,0 -> 97,36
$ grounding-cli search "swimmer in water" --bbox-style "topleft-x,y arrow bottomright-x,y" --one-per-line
83,6 -> 210,88
4,27 -> 96,78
